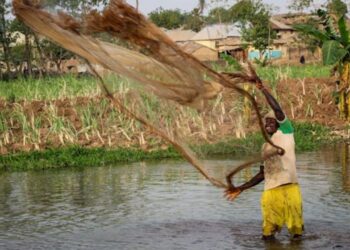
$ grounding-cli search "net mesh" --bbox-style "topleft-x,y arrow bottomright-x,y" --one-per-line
13,0 -> 284,189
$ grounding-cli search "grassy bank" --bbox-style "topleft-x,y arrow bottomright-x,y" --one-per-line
196,121 -> 333,155
0,122 -> 335,172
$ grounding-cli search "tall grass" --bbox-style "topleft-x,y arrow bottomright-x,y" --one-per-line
0,74 -> 99,101
257,64 -> 332,82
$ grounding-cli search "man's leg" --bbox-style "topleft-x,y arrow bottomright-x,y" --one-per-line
261,188 -> 283,240
288,225 -> 304,239
262,220 -> 281,240
285,184 -> 304,239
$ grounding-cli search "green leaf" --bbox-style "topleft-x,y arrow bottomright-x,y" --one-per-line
322,40 -> 348,65
338,15 -> 349,46
293,24 -> 330,42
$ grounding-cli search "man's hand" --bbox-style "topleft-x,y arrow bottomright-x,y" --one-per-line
256,81 -> 264,90
224,187 -> 242,201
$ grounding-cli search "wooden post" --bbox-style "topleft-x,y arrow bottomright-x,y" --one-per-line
243,83 -> 251,125
340,62 -> 350,121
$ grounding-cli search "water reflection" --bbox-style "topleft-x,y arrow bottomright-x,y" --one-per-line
0,145 -> 349,249
340,143 -> 350,192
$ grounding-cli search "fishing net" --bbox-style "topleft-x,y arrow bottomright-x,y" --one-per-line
13,0 -> 284,189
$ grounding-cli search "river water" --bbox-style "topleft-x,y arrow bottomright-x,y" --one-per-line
0,144 -> 349,250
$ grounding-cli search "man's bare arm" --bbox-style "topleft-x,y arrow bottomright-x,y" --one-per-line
257,83 -> 285,121
237,165 -> 265,192
224,166 -> 264,201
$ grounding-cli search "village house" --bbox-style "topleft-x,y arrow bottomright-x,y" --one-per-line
164,14 -> 322,64
165,24 -> 245,62
189,24 -> 245,61
180,41 -> 219,61
165,28 -> 197,45
270,14 -> 322,62
247,17 -> 321,63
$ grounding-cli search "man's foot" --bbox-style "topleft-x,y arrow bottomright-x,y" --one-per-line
291,234 -> 302,241
262,235 -> 276,241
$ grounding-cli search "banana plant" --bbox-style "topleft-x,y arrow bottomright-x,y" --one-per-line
294,9 -> 349,65
294,9 -> 350,121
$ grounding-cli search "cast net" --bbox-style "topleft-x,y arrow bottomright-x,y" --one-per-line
13,0 -> 284,189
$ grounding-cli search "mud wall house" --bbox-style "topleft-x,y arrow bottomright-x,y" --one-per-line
272,14 -> 321,62
247,17 -> 321,63
217,36 -> 246,61
247,19 -> 294,61
180,41 -> 218,62
165,28 -> 218,61
189,24 -> 244,60
61,58 -> 89,74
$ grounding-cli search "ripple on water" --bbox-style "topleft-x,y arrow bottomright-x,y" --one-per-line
0,147 -> 349,249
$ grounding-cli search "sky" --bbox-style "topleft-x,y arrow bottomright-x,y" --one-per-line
125,0 -> 326,15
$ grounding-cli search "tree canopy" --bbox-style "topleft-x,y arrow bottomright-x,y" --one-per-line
289,0 -> 348,16
148,8 -> 186,30
230,0 -> 275,54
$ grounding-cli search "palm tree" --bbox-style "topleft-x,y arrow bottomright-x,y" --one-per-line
136,0 -> 139,11
198,0 -> 205,14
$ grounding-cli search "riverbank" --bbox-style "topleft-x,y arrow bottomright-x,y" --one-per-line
0,65 -> 349,171
0,121 -> 345,172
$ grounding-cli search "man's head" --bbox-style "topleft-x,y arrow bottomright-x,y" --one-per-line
264,111 -> 279,135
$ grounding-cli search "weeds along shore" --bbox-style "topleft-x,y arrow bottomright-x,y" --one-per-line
0,122 -> 337,172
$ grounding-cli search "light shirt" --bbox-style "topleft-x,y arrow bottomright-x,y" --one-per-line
262,117 -> 298,190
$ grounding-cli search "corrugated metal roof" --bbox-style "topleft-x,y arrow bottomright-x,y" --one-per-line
190,24 -> 241,41
165,29 -> 197,42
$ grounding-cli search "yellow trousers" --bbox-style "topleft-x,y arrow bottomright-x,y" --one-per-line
261,183 -> 304,236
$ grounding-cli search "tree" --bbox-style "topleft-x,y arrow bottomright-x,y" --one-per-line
10,18 -> 34,75
288,0 -> 314,12
148,8 -> 186,30
296,17 -> 322,53
206,7 -> 233,24
183,8 -> 205,32
198,0 -> 206,14
229,0 -> 275,61
0,0 -> 15,73
41,39 -> 74,72
289,0 -> 348,15
327,0 -> 348,16
4,0 -> 109,76
44,0 -> 109,15
294,9 -> 350,120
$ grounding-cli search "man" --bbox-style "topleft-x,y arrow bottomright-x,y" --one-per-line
225,81 -> 304,240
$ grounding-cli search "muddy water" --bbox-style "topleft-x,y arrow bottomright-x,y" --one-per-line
0,144 -> 349,250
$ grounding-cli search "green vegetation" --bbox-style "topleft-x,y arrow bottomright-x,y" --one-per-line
0,146 -> 180,172
196,121 -> 333,156
0,64 -> 345,172
294,7 -> 350,121
257,64 -> 332,81
0,75 -> 98,101
0,122 -> 335,172
0,65 -> 332,102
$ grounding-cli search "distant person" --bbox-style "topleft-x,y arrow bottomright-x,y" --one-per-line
299,55 -> 305,64
224,81 -> 304,240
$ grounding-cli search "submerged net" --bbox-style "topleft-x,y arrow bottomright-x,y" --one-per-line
13,0 -> 284,189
